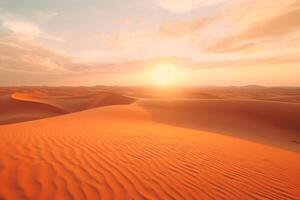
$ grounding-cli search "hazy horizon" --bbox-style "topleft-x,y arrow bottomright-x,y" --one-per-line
1,84 -> 300,88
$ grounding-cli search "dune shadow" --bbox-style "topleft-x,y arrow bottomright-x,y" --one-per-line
139,99 -> 300,152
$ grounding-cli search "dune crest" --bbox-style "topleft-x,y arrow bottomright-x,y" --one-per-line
0,91 -> 135,125
12,91 -> 136,112
0,94 -> 64,125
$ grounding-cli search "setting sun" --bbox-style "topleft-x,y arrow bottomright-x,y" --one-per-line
149,64 -> 181,86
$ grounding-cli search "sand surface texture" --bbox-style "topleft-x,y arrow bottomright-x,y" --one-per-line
0,87 -> 300,199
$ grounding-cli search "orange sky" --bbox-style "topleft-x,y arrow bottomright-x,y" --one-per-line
0,0 -> 299,86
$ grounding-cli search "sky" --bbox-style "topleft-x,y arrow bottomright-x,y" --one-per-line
0,0 -> 299,86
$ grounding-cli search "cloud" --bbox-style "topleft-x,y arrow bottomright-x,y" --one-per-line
157,0 -> 229,13
205,1 -> 300,52
1,32 -> 300,87
158,16 -> 217,39
1,19 -> 42,39
192,54 -> 300,69
0,36 -> 71,73
0,35 -> 132,75
240,4 -> 300,38
0,35 -> 124,75
65,53 -> 300,74
0,13 -> 64,42
95,16 -> 219,60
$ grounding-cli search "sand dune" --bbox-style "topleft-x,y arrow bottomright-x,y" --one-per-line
1,87 -> 300,199
116,86 -> 300,103
139,99 -> 300,152
0,94 -> 65,125
12,91 -> 136,112
262,95 -> 300,103
0,90 -> 135,124
0,105 -> 299,199
1,86 -> 299,125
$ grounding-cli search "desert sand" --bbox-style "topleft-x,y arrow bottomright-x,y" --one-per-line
0,86 -> 300,199
0,88 -> 135,125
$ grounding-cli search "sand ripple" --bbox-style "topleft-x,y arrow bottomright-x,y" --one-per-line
0,106 -> 300,199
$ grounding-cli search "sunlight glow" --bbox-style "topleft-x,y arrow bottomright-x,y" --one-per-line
149,63 -> 181,86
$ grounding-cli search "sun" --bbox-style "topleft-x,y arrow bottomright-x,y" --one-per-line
149,63 -> 181,86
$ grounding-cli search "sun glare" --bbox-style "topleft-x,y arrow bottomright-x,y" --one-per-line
149,64 -> 181,86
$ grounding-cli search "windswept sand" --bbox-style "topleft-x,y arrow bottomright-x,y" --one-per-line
0,86 -> 300,199
0,104 -> 300,199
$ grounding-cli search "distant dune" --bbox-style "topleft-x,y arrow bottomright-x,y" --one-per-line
139,99 -> 300,152
0,86 -> 300,199
0,94 -> 64,125
0,90 -> 135,124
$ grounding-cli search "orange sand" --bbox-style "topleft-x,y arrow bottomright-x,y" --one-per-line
0,87 -> 300,199
140,99 -> 300,152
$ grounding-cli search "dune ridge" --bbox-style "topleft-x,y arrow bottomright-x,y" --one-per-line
0,94 -> 65,125
12,91 -> 136,112
11,92 -> 69,113
0,91 -> 136,125
0,105 -> 300,199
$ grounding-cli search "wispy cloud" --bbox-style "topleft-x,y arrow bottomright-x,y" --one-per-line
0,13 -> 64,42
0,36 -> 69,73
205,1 -> 300,52
158,16 -> 217,39
1,18 -> 42,39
